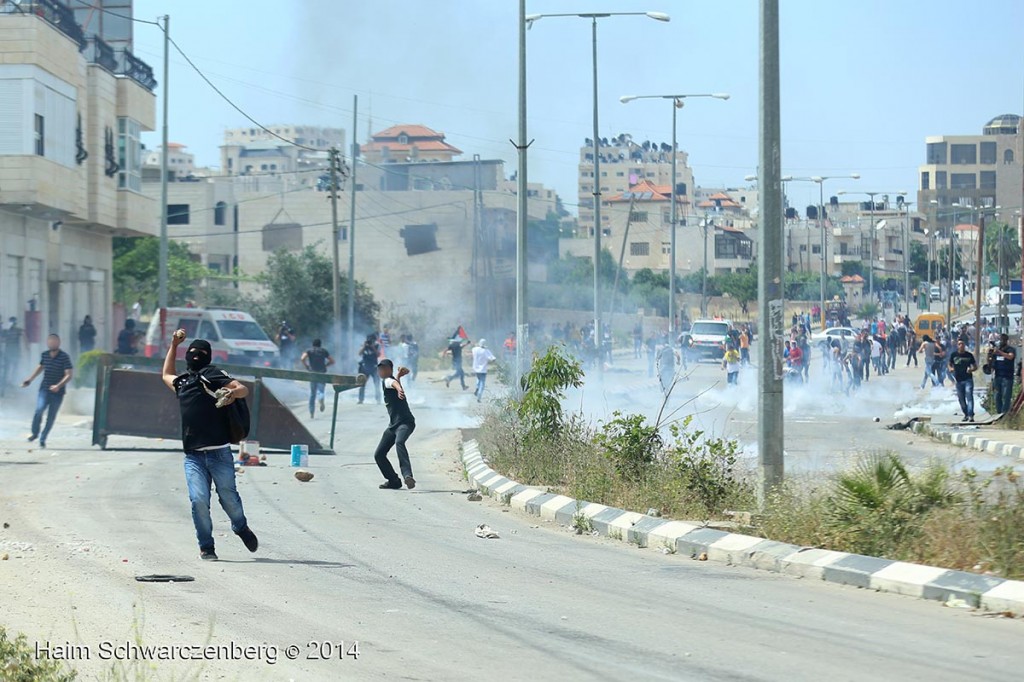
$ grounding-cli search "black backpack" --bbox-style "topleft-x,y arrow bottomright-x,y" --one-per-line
198,368 -> 250,444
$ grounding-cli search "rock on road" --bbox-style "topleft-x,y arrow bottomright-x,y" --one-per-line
0,382 -> 1021,681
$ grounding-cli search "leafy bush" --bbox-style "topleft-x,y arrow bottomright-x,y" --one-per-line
72,350 -> 107,389
0,626 -> 77,681
669,417 -> 749,517
516,344 -> 583,436
595,412 -> 662,482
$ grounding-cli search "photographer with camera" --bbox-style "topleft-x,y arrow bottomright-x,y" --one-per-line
987,333 -> 1016,414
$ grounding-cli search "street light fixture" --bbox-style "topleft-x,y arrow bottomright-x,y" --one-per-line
620,92 -> 729,333
787,174 -> 859,327
528,10 -> 670,380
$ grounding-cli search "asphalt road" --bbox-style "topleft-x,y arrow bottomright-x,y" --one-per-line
1,375 -> 1022,682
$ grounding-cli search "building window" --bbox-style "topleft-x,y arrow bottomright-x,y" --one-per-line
812,245 -> 821,254
662,242 -> 671,254
398,134 -> 408,144
1006,149 -> 1015,164
950,144 -> 976,165
920,171 -> 929,190
980,141 -> 997,164
950,173 -> 976,190
980,171 -> 996,190
167,204 -> 190,225
117,118 -> 142,191
926,142 -> 947,165
34,114 -> 44,156
629,210 -> 649,223
214,201 -> 227,226
630,242 -> 650,256
935,171 -> 947,189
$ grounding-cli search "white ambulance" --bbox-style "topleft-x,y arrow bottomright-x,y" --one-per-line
143,308 -> 279,366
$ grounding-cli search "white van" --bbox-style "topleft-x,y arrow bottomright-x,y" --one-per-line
688,319 -> 733,360
143,308 -> 279,366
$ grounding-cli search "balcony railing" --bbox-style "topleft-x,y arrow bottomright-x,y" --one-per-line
85,36 -> 117,72
4,0 -> 86,50
118,48 -> 157,91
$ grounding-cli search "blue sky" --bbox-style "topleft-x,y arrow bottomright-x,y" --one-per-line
130,0 -> 1024,214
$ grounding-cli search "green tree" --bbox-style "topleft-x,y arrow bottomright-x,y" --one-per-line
716,266 -> 758,315
527,211 -> 564,264
250,244 -> 379,342
840,261 -> 864,278
113,236 -> 209,307
986,222 -> 1022,285
908,242 -> 930,284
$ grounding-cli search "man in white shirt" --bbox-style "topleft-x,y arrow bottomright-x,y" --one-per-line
471,339 -> 497,403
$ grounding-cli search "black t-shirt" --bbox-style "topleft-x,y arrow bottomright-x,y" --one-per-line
382,378 -> 415,428
172,366 -> 233,451
359,344 -> 379,372
116,328 -> 136,354
448,341 -> 464,363
406,341 -> 419,363
38,350 -> 73,395
993,345 -> 1016,378
306,347 -> 330,373
949,350 -> 976,382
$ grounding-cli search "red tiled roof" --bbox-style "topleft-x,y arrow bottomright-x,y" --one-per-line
954,223 -> 979,232
360,140 -> 462,154
371,124 -> 446,140
697,198 -> 742,209
841,275 -> 865,283
606,178 -> 677,203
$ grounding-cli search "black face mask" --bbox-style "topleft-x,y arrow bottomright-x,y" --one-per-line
186,351 -> 210,372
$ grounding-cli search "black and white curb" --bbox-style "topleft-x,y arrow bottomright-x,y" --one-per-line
462,439 -> 1024,615
913,421 -> 1024,460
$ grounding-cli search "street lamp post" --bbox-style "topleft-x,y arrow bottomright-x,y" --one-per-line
528,10 -> 669,380
787,174 -> 859,327
620,92 -> 728,336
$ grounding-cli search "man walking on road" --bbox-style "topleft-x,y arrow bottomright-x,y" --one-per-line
357,334 -> 381,404
22,334 -> 73,449
373,359 -> 416,491
162,331 -> 258,561
990,333 -> 1016,414
301,338 -> 334,419
948,339 -> 977,423
471,339 -> 497,403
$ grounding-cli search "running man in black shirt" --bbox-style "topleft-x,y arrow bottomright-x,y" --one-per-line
301,338 -> 334,419
948,339 -> 978,423
162,330 -> 258,561
374,358 -> 416,490
22,334 -> 73,448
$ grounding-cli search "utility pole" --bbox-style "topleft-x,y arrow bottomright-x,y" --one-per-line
590,16 -> 603,381
515,0 -> 529,389
158,15 -> 170,321
669,101 -> 678,334
975,212 -> 986,353
758,0 -> 784,496
903,201 -> 911,315
947,206 -> 957,330
329,147 -> 343,353
701,211 -> 710,317
347,95 -> 358,357
818,182 -> 826,326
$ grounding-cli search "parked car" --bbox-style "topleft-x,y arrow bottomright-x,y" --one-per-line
143,308 -> 279,366
929,285 -> 942,301
811,326 -> 857,344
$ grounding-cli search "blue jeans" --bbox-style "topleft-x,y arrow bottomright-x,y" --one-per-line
184,447 -> 248,552
993,375 -> 1014,414
31,389 -> 64,443
474,372 -> 487,399
309,381 -> 325,415
955,378 -> 975,419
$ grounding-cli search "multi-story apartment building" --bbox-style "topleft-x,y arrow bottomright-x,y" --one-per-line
576,134 -> 695,238
0,0 -> 156,358
220,124 -> 343,178
143,142 -> 196,181
143,124 -> 563,338
917,114 -> 1022,233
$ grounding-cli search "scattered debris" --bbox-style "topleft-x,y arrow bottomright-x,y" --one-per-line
1,553 -> 8,561
696,552 -> 708,561
944,597 -> 971,609
646,508 -> 662,518
294,470 -> 314,483
2,522 -> 8,529
475,524 -> 499,539
467,492 -> 483,502
873,417 -> 880,422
